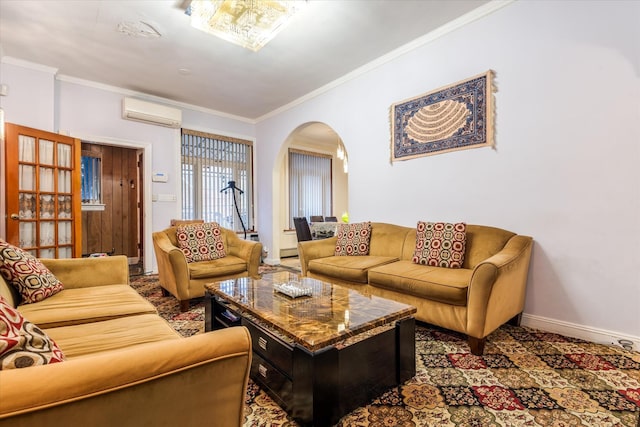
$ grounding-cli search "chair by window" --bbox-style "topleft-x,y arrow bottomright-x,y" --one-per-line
310,215 -> 324,223
152,224 -> 262,312
293,217 -> 313,242
324,216 -> 338,222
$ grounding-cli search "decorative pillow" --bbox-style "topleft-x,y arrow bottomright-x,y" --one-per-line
413,221 -> 467,268
0,296 -> 65,369
0,240 -> 64,304
334,222 -> 372,256
176,222 -> 227,263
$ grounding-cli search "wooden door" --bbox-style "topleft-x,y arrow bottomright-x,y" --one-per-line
4,123 -> 81,258
80,143 -> 140,258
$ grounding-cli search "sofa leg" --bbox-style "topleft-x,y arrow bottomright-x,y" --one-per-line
469,337 -> 485,356
179,300 -> 190,312
507,313 -> 523,326
161,287 -> 170,297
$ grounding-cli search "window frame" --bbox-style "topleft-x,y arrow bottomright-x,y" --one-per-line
288,148 -> 333,228
181,129 -> 254,233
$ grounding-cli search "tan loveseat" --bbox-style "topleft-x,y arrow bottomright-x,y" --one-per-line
153,225 -> 262,312
298,222 -> 533,355
0,255 -> 252,427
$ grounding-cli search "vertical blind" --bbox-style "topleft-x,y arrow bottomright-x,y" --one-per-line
181,129 -> 253,232
289,149 -> 332,228
80,155 -> 101,204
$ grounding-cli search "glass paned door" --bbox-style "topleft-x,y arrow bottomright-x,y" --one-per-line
5,123 -> 81,258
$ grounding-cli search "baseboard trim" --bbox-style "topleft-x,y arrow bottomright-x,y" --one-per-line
521,313 -> 639,352
263,257 -> 280,266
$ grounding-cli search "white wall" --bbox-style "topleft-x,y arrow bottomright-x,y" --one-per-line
256,1 -> 640,345
0,67 -> 255,272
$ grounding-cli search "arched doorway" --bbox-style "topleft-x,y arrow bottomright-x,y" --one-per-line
273,122 -> 348,262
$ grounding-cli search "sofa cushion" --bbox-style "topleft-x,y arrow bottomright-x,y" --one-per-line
309,255 -> 398,284
176,222 -> 227,263
368,260 -> 473,306
0,239 -> 64,303
0,296 -> 65,369
44,313 -> 180,359
413,221 -> 466,269
188,255 -> 248,279
17,284 -> 157,329
334,222 -> 372,256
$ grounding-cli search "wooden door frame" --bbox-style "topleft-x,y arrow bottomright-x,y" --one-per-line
3,123 -> 82,257
72,134 -> 153,273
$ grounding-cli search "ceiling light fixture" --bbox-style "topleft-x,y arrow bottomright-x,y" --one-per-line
187,0 -> 306,52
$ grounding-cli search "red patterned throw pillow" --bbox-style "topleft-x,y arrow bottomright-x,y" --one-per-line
334,222 -> 372,256
0,240 -> 64,304
176,222 -> 227,263
413,221 -> 467,268
0,296 -> 65,369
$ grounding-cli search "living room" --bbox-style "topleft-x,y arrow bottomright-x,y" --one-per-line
0,0 -> 638,424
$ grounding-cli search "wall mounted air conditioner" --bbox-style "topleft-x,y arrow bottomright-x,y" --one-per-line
122,97 -> 182,128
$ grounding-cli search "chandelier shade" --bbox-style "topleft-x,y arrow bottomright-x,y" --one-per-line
188,0 -> 307,51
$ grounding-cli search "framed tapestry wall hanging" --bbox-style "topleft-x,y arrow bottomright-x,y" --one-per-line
390,70 -> 495,162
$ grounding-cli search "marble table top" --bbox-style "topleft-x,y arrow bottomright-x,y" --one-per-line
205,271 -> 416,352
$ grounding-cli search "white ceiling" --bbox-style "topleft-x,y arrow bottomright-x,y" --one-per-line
0,0 -> 489,121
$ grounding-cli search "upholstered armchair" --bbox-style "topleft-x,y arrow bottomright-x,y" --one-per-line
152,223 -> 262,311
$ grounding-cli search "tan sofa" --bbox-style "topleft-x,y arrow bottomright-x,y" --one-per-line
0,255 -> 252,427
153,225 -> 263,312
298,222 -> 533,355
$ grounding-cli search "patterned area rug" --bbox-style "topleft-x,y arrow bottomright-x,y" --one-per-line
130,273 -> 640,427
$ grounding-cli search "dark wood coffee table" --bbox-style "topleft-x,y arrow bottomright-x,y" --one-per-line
204,271 -> 416,427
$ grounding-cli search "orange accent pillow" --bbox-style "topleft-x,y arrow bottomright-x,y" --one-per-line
0,296 -> 65,369
0,240 -> 64,304
334,222 -> 372,256
412,221 -> 466,268
175,222 -> 227,262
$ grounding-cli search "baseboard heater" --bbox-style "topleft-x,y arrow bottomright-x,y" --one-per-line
280,247 -> 298,258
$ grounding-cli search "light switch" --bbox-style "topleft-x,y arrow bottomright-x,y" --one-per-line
152,172 -> 168,182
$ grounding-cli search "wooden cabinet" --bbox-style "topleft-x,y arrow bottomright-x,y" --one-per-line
4,123 -> 81,257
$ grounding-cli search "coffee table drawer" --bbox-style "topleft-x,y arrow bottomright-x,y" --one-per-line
251,352 -> 293,411
242,318 -> 293,377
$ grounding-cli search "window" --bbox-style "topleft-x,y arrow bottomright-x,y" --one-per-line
289,149 -> 332,227
80,154 -> 102,205
181,129 -> 254,232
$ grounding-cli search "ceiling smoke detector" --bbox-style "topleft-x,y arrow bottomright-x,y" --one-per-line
117,21 -> 162,38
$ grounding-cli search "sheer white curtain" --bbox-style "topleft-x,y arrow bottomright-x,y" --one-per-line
289,149 -> 332,228
181,129 -> 254,232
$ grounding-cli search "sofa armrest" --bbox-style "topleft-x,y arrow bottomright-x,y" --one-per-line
297,238 -> 337,275
0,327 -> 252,427
226,233 -> 263,278
466,235 -> 534,339
40,256 -> 130,289
152,231 -> 190,299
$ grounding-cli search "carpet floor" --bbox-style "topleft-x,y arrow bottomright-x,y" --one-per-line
130,272 -> 640,427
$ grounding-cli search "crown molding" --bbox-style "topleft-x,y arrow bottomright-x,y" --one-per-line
1,56 -> 58,74
55,74 -> 256,125
256,0 -> 515,122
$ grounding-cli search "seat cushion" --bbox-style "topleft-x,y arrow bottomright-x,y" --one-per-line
309,255 -> 398,283
368,260 -> 473,306
44,314 -> 180,359
188,255 -> 248,279
17,285 -> 157,329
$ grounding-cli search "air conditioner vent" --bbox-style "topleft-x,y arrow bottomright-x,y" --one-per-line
122,97 -> 182,128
